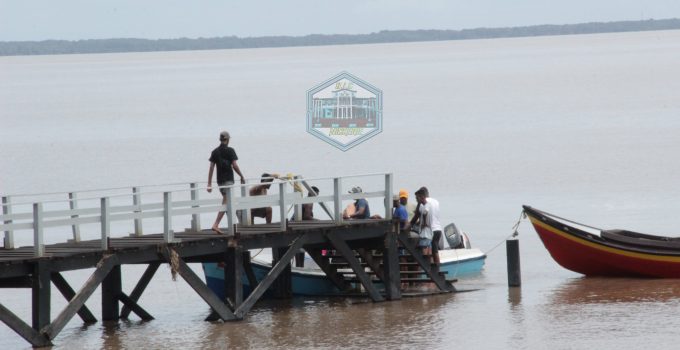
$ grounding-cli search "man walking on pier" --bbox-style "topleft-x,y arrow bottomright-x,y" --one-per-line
207,131 -> 245,234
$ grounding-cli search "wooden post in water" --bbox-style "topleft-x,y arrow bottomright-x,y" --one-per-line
271,247 -> 292,299
383,223 -> 401,300
32,260 -> 51,331
506,239 -> 521,287
224,245 -> 243,309
101,265 -> 122,321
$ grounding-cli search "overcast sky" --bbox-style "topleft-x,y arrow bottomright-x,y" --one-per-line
1,0 -> 679,41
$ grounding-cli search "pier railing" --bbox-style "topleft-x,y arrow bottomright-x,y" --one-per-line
0,173 -> 393,257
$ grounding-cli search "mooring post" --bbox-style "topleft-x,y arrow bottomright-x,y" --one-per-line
68,192 -> 81,242
2,196 -> 15,249
101,265 -> 122,321
190,183 -> 201,232
32,260 -> 51,331
132,187 -> 143,236
333,177 -> 342,224
507,238 -> 521,287
224,245 -> 243,308
33,203 -> 45,257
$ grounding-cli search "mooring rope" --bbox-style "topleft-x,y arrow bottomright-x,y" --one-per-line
484,210 -> 526,255
168,248 -> 180,281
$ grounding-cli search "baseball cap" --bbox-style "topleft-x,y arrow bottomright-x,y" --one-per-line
399,189 -> 408,199
219,131 -> 230,141
348,186 -> 362,194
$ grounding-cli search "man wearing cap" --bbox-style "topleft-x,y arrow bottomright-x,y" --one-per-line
399,189 -> 418,222
392,195 -> 409,230
207,131 -> 245,234
345,186 -> 371,219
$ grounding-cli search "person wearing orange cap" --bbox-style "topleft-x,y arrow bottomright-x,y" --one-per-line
398,189 -> 417,222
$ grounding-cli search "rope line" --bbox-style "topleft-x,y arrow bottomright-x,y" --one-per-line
484,210 -> 526,255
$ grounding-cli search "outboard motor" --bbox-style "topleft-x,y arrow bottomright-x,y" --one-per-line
444,223 -> 465,249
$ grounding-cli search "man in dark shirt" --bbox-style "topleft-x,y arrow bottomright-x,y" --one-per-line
207,131 -> 245,234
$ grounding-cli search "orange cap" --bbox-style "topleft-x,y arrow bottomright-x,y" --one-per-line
399,189 -> 408,199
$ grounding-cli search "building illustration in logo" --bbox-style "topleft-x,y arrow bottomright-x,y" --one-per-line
306,72 -> 383,151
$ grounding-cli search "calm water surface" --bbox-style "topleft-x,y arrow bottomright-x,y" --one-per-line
2,30 -> 680,349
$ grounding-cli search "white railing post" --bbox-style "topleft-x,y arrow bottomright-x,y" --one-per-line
163,191 -> 175,243
33,202 -> 44,257
69,192 -> 81,242
133,187 -> 143,236
279,183 -> 287,231
384,173 -> 393,220
293,176 -> 302,221
226,186 -> 235,235
190,183 -> 201,232
101,197 -> 110,250
240,184 -> 251,226
333,177 -> 342,224
2,196 -> 14,249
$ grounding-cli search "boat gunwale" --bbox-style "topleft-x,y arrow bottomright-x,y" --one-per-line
523,205 -> 680,257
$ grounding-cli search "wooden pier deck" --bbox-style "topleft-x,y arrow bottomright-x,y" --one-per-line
0,173 -> 454,347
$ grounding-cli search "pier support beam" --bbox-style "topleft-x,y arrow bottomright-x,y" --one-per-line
102,265 -> 122,321
271,247 -> 292,299
382,229 -> 401,300
224,246 -> 243,308
235,234 -> 308,318
51,272 -> 97,323
121,262 -> 159,319
242,251 -> 259,290
161,248 -> 236,322
0,303 -> 51,347
32,260 -> 51,331
43,254 -> 119,341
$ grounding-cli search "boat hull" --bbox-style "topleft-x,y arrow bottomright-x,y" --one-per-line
525,206 -> 680,278
203,249 -> 485,298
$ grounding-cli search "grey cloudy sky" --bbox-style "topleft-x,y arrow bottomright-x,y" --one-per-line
1,0 -> 679,41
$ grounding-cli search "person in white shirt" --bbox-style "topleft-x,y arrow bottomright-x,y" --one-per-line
414,187 -> 444,265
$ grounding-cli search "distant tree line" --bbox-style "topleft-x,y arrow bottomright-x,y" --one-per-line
1,18 -> 679,56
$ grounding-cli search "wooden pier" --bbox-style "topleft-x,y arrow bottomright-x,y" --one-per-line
0,173 -> 454,347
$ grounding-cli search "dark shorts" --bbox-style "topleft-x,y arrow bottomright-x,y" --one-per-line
251,207 -> 268,218
432,230 -> 443,251
218,181 -> 234,196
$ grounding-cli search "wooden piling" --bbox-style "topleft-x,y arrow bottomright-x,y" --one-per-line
507,239 -> 521,287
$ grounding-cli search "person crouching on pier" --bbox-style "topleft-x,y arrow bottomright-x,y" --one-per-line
207,131 -> 245,234
250,173 -> 279,224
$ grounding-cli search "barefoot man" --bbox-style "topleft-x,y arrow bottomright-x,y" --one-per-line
207,131 -> 245,233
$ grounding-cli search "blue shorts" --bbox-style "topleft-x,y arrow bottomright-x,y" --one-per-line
418,238 -> 432,248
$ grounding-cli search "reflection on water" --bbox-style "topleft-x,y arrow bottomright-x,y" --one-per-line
550,277 -> 680,304
202,296 -> 454,349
